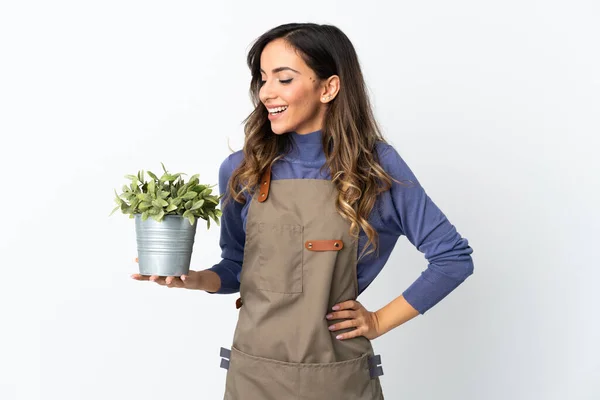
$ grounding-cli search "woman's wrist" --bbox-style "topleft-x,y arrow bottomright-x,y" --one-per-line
374,295 -> 420,336
195,269 -> 221,293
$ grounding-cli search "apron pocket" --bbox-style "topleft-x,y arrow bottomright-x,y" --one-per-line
255,222 -> 303,294
298,353 -> 379,400
225,346 -> 300,400
225,346 -> 380,400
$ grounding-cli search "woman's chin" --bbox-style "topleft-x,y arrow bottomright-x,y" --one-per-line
269,123 -> 289,135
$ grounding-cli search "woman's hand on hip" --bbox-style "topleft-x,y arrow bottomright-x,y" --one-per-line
326,300 -> 382,340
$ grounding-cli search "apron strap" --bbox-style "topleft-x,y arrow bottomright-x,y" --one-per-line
220,358 -> 230,370
220,347 -> 232,359
368,354 -> 384,378
220,347 -> 231,370
257,164 -> 272,203
305,240 -> 344,251
369,365 -> 384,378
235,297 -> 243,309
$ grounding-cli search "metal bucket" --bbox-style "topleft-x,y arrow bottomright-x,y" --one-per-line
134,214 -> 198,276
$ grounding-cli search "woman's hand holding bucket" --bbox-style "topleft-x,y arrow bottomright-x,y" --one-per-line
130,257 -> 222,292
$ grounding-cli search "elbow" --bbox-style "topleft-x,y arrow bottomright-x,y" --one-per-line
461,256 -> 474,281
428,247 -> 474,284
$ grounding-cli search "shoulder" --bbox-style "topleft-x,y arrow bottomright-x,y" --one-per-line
374,141 -> 420,184
219,150 -> 244,181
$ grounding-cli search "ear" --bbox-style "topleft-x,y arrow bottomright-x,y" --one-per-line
320,75 -> 340,103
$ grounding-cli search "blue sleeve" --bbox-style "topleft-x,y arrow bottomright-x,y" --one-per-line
379,144 -> 474,314
206,153 -> 245,294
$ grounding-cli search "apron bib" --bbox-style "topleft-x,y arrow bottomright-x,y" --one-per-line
220,165 -> 384,400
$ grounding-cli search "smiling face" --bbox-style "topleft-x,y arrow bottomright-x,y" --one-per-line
259,38 -> 332,135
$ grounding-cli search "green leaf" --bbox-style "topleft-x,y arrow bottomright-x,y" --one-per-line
166,203 -> 178,212
114,189 -> 125,204
177,185 -> 187,197
141,211 -> 149,221
192,184 -> 207,191
130,198 -> 140,210
160,173 -> 180,182
158,190 -> 170,199
182,191 -> 197,200
125,174 -> 137,181
190,199 -> 204,210
183,210 -> 195,226
147,171 -> 158,180
109,205 -> 120,216
152,198 -> 168,208
185,200 -> 193,209
161,162 -> 168,174
136,193 -> 151,202
138,201 -> 152,211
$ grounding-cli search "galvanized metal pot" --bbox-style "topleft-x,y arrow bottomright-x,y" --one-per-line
134,214 -> 198,276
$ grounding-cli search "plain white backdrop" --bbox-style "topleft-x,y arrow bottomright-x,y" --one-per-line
1,1 -> 598,399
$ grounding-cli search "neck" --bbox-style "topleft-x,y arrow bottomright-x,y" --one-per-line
286,129 -> 325,162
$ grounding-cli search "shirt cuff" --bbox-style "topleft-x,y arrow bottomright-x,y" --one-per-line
206,259 -> 241,294
402,262 -> 473,314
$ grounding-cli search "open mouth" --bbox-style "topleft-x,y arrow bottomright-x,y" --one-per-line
267,106 -> 288,116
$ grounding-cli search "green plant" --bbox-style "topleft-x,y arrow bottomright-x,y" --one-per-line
110,162 -> 222,227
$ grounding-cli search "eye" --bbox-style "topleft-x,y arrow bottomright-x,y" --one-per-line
279,79 -> 293,84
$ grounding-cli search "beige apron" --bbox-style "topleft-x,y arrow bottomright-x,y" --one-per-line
219,165 -> 384,400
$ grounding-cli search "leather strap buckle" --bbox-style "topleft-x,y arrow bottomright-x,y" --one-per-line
305,240 -> 344,251
257,165 -> 272,203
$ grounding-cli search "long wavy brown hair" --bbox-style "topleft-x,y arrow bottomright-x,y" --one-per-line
226,23 -> 398,260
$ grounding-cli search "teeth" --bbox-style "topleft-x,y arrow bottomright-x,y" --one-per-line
268,106 -> 288,114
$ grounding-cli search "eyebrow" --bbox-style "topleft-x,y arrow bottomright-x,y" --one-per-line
260,66 -> 301,74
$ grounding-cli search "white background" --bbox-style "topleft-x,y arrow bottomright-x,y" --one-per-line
1,1 -> 598,399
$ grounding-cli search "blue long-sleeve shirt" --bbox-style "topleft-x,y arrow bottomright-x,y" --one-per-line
208,130 -> 474,314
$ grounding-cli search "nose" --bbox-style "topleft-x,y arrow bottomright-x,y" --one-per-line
259,79 -> 276,104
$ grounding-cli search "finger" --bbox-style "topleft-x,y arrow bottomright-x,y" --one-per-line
328,319 -> 359,332
150,275 -> 166,285
131,274 -> 150,281
166,277 -> 184,288
335,327 -> 364,341
326,310 -> 357,320
332,300 -> 360,311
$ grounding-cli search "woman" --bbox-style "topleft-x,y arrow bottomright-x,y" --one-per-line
133,22 -> 474,399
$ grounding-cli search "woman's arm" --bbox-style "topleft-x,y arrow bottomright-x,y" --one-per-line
381,144 -> 474,314
205,152 -> 246,294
